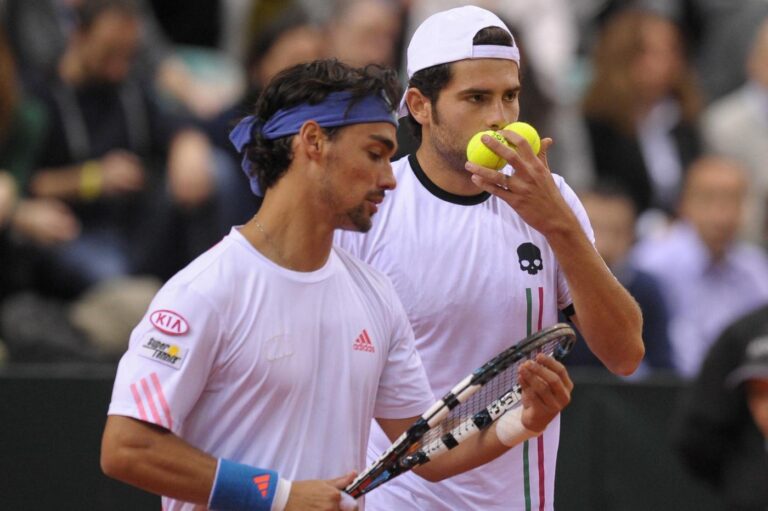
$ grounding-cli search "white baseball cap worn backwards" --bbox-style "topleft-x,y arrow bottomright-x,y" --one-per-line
399,5 -> 521,117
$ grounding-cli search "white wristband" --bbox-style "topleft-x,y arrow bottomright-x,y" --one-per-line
495,406 -> 538,447
271,478 -> 292,511
340,491 -> 358,511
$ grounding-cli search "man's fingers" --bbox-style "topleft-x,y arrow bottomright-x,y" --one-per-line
329,471 -> 357,489
520,359 -> 572,409
534,354 -> 574,392
478,132 -> 530,174
520,368 -> 561,411
468,174 -> 515,202
497,129 -> 537,161
538,137 -> 553,167
466,162 -> 516,193
465,131 -> 550,188
465,159 -> 506,181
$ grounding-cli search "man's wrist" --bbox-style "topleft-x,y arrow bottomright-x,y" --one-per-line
209,458 -> 291,511
495,407 -> 539,447
79,160 -> 102,200
272,478 -> 291,511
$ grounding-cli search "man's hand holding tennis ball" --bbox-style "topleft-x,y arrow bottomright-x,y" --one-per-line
464,121 -> 579,237
465,121 -> 542,170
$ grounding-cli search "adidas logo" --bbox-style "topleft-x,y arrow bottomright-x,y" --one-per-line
252,474 -> 271,498
353,329 -> 375,353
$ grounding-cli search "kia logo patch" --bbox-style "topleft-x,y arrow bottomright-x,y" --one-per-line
150,310 -> 189,336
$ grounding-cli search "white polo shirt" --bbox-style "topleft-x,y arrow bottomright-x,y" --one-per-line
335,154 -> 594,511
108,227 -> 434,511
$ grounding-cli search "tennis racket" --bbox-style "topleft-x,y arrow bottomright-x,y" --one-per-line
344,322 -> 576,499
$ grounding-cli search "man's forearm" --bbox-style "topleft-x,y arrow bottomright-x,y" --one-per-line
413,407 -> 540,482
546,224 -> 644,375
29,164 -> 90,199
101,415 -> 217,504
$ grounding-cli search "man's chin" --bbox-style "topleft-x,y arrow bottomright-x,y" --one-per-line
338,205 -> 374,233
338,222 -> 373,234
338,216 -> 373,233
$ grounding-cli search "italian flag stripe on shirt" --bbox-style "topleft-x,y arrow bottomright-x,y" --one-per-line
523,286 -> 546,511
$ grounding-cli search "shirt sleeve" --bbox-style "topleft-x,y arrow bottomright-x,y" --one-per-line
554,175 -> 595,312
107,283 -> 223,433
373,282 -> 435,419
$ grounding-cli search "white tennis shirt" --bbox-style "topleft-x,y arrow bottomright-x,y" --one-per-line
108,227 -> 434,511
335,155 -> 594,511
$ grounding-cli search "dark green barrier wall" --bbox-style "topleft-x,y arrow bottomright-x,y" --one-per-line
0,365 -> 158,510
0,365 -> 726,510
555,369 -> 725,511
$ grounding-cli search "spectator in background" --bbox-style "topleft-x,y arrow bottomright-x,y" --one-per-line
701,17 -> 768,245
25,0 -> 227,297
0,27 -> 79,297
207,10 -> 324,147
567,182 -> 673,374
0,172 -> 80,296
686,0 -> 768,103
205,10 -> 325,220
1,25 -> 128,365
727,333 -> 768,447
674,304 -> 768,511
582,9 -> 702,226
2,0 -> 232,120
324,0 -> 404,68
148,0 -> 220,49
245,13 -> 324,102
633,156 -> 768,378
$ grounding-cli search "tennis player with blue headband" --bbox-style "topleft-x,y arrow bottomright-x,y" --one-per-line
101,58 -> 573,511
229,90 -> 399,196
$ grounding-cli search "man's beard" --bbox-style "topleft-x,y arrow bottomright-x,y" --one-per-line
319,169 -> 375,233
345,203 -> 373,232
429,120 -> 468,173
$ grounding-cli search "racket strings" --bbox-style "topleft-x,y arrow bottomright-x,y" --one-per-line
416,336 -> 564,448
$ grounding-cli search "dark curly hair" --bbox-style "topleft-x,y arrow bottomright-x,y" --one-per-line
243,59 -> 401,193
405,26 -> 515,142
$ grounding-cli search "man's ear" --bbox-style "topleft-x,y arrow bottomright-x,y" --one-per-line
405,88 -> 433,126
297,121 -> 326,162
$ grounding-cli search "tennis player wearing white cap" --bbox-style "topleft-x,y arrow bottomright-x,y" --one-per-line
335,5 -> 644,510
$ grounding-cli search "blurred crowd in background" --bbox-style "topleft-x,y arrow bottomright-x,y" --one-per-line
1,0 -> 768,380
3,1 -> 768,507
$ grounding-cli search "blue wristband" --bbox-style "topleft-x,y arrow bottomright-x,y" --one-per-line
209,459 -> 279,511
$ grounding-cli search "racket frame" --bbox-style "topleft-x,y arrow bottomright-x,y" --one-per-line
345,323 -> 575,498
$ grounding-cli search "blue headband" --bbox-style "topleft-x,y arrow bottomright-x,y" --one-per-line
229,91 -> 397,196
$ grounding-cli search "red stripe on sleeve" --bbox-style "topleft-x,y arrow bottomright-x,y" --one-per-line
150,372 -> 174,430
140,377 -> 164,427
130,383 -> 148,421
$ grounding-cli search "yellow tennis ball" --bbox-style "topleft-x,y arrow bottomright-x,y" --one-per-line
503,121 -> 541,155
466,130 -> 509,170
